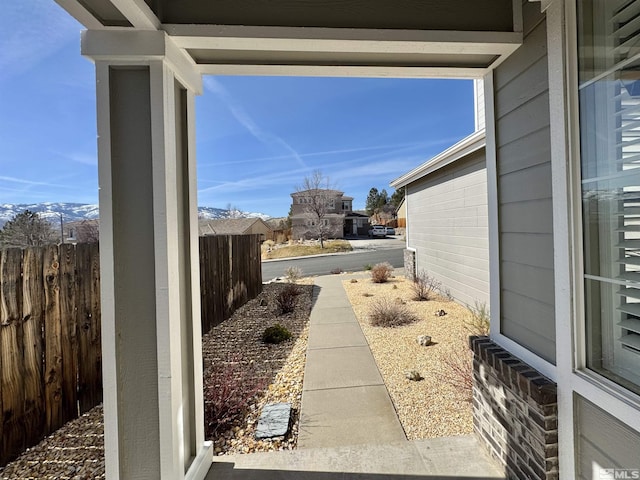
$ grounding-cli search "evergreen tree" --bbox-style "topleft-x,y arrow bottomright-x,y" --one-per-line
390,187 -> 406,208
0,210 -> 56,248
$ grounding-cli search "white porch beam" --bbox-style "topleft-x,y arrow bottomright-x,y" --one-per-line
82,30 -> 202,94
54,0 -> 105,29
198,64 -> 489,79
111,0 -> 161,30
166,24 -> 522,56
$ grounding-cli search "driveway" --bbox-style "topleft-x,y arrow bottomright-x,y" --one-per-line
347,235 -> 406,250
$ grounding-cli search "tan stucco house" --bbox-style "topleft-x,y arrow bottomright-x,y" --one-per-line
50,1 -> 640,479
290,189 -> 352,240
198,218 -> 271,241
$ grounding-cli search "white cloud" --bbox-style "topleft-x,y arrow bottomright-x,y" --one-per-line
0,0 -> 80,82
203,77 -> 307,168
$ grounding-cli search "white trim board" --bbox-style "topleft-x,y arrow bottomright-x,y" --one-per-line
390,129 -> 486,188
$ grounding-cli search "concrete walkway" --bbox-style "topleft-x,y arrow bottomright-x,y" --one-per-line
207,274 -> 504,479
297,274 -> 406,448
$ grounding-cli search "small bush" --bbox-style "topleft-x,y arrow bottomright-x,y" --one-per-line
276,284 -> 300,314
204,353 -> 267,437
262,323 -> 293,344
364,264 -> 373,271
350,278 -> 358,283
285,266 -> 303,283
410,270 -> 441,301
368,298 -> 419,327
439,286 -> 454,301
331,267 -> 343,274
464,301 -> 490,336
434,338 -> 473,401
370,262 -> 394,283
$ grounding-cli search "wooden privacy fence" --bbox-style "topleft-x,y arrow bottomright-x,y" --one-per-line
199,234 -> 263,333
0,243 -> 101,466
0,234 -> 262,465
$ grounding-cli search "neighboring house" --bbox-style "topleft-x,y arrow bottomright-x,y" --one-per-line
290,189 -> 352,240
53,1 -> 640,480
394,197 -> 406,230
344,210 -> 370,236
198,218 -> 271,241
63,219 -> 100,244
391,129 -> 488,307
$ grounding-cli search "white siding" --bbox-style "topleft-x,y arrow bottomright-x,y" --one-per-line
407,149 -> 489,307
493,2 -> 556,363
575,396 -> 640,480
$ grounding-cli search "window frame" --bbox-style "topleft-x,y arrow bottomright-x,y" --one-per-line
572,0 -> 640,396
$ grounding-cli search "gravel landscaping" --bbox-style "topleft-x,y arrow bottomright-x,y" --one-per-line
0,272 -> 479,478
342,273 -> 476,440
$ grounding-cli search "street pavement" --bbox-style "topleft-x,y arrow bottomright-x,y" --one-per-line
261,236 -> 405,280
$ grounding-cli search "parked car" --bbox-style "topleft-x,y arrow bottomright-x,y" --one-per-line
368,225 -> 386,237
385,226 -> 395,235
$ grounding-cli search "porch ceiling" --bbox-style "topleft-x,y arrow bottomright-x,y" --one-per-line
56,0 -> 525,78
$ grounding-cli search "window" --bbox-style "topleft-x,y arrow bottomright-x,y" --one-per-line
578,0 -> 640,394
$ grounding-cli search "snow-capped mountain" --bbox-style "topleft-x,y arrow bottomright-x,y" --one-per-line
0,203 -> 270,228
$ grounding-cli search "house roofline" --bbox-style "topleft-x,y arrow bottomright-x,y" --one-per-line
390,129 -> 486,188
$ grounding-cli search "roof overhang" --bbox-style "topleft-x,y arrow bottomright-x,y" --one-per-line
390,129 -> 486,188
56,0 -> 530,79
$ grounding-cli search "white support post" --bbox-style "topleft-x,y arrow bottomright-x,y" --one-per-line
84,30 -> 211,480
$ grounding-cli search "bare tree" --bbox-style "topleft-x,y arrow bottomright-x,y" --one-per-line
295,170 -> 337,248
76,220 -> 100,243
225,203 -> 243,219
0,210 -> 56,248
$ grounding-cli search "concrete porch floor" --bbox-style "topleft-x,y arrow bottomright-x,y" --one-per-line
206,436 -> 505,479
205,274 -> 504,479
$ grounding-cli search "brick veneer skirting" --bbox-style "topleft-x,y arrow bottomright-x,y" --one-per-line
469,336 -> 559,480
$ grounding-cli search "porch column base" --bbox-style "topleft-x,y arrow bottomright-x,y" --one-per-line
185,442 -> 213,480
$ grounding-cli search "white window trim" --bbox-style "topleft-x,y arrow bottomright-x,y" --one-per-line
484,70 -> 558,382
549,1 -> 640,469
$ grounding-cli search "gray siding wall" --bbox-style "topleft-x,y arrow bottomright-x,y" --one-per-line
407,149 -> 489,307
575,396 -> 640,479
493,2 -> 556,363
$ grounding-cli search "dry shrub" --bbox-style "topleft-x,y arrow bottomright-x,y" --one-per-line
204,353 -> 267,437
410,270 -> 441,301
464,301 -> 490,336
370,262 -> 394,283
368,297 -> 419,327
285,266 -> 303,283
276,284 -> 301,314
434,339 -> 473,401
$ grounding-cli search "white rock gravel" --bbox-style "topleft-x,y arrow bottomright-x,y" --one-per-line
342,274 -> 475,440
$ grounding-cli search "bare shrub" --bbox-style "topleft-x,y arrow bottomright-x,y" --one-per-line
410,270 -> 441,301
368,298 -> 419,327
276,284 -> 300,314
285,266 -> 303,283
204,353 -> 267,437
464,301 -> 490,336
439,285 -> 454,301
434,340 -> 473,401
370,262 -> 394,283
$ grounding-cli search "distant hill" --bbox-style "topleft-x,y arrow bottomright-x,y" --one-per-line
0,203 -> 270,228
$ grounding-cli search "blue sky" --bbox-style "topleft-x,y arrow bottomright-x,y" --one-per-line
1,0 -> 476,218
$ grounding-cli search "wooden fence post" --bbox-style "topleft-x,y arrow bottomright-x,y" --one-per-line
21,247 -> 45,450
43,245 -> 63,435
59,243 -> 78,423
0,248 -> 25,464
